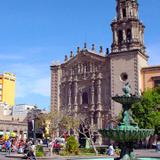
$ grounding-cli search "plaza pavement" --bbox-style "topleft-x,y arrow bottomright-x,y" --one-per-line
1,149 -> 160,160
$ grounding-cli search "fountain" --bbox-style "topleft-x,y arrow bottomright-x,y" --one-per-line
99,83 -> 154,160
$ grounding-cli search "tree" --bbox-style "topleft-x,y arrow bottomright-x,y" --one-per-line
132,87 -> 160,135
75,113 -> 99,155
38,111 -> 64,138
41,110 -> 99,155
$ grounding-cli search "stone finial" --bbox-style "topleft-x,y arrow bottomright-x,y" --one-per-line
106,48 -> 109,56
77,46 -> 80,53
64,55 -> 68,61
92,44 -> 95,51
84,42 -> 87,49
99,46 -> 103,55
70,51 -> 74,58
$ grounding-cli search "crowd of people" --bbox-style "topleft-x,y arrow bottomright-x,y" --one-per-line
0,136 -> 37,160
0,133 -> 116,159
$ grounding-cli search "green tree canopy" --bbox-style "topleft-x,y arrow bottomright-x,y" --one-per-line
132,87 -> 160,134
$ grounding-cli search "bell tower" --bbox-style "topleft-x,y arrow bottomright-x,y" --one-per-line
111,0 -> 145,53
110,0 -> 149,116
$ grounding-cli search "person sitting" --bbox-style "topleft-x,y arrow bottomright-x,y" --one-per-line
26,146 -> 36,160
107,144 -> 115,156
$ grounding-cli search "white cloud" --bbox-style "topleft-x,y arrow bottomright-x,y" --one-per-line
0,46 -> 55,105
32,78 -> 50,97
11,63 -> 50,98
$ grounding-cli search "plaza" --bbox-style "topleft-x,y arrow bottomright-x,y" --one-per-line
0,0 -> 159,159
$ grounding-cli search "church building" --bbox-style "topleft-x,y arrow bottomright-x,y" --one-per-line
50,0 -> 160,136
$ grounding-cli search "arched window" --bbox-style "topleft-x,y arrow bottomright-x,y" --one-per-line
118,30 -> 123,44
82,92 -> 88,104
122,8 -> 126,18
126,29 -> 132,42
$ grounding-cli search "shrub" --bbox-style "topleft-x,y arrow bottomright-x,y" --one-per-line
96,146 -> 107,154
59,150 -> 69,156
79,148 -> 95,153
36,151 -> 44,157
36,145 -> 44,157
115,148 -> 121,155
65,136 -> 79,155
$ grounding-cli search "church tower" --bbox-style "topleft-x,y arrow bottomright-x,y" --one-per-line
110,0 -> 149,116
111,0 -> 145,53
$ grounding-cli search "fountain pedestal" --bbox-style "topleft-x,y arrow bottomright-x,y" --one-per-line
99,83 -> 154,160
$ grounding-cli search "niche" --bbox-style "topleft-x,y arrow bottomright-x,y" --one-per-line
122,8 -> 126,18
126,29 -> 132,42
118,30 -> 123,44
82,92 -> 88,104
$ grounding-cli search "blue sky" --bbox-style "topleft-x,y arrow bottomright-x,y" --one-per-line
0,0 -> 159,110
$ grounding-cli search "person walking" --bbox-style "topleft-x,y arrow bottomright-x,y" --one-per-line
5,139 -> 12,155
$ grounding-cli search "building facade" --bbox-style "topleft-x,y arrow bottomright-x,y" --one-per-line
0,72 -> 16,107
51,0 -> 160,136
0,119 -> 27,139
141,66 -> 160,91
0,103 -> 28,139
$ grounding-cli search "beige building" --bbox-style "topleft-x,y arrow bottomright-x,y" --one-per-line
0,103 -> 28,138
50,0 -> 160,140
141,66 -> 160,91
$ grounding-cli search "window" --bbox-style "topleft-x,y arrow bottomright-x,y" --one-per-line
126,29 -> 132,42
82,92 -> 88,104
118,30 -> 123,44
154,80 -> 160,88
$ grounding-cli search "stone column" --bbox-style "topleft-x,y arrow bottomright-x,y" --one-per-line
90,63 -> 93,73
123,29 -> 126,43
96,73 -> 102,129
78,64 -> 81,74
73,75 -> 78,115
68,81 -> 72,111
113,30 -> 118,45
91,80 -> 95,110
81,63 -> 83,74
79,89 -> 82,105
120,8 -> 123,19
90,74 -> 95,126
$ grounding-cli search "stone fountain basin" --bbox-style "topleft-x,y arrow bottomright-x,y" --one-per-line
112,96 -> 141,105
99,128 -> 154,143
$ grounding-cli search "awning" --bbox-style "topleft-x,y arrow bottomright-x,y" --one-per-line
0,131 -> 4,135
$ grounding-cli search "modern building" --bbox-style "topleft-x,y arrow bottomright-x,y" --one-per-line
12,104 -> 35,119
50,0 -> 160,142
0,72 -> 16,107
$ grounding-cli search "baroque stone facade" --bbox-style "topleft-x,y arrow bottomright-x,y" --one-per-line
51,0 -> 159,133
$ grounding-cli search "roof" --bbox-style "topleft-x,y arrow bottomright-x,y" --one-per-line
61,48 -> 107,66
142,65 -> 160,71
